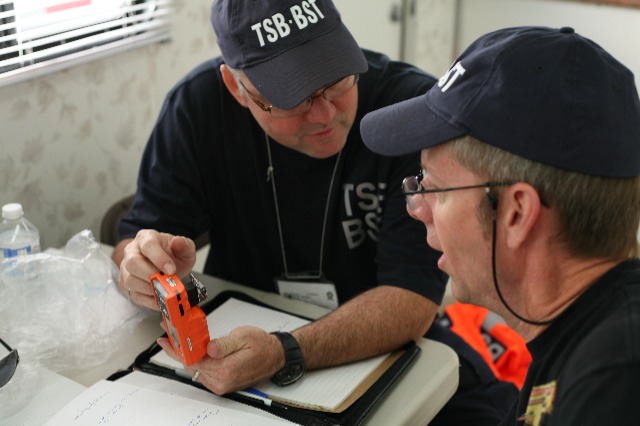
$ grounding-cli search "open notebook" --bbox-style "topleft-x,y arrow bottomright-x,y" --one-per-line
123,291 -> 419,426
149,297 -> 403,413
45,372 -> 295,425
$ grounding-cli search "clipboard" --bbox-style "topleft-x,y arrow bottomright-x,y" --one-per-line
110,290 -> 421,426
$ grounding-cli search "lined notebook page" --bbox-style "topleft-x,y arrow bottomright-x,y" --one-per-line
45,379 -> 294,425
150,298 -> 388,412
256,352 -> 387,412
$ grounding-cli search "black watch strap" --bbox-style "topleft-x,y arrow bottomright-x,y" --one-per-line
270,331 -> 306,386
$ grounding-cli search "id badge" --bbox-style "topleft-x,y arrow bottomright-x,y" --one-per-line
275,273 -> 339,310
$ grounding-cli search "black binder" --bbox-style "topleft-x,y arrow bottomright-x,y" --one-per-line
109,290 -> 421,426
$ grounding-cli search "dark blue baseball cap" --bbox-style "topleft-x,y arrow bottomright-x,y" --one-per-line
361,26 -> 640,177
211,0 -> 368,110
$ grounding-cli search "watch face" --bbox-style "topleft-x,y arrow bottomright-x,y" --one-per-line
274,361 -> 304,385
271,332 -> 306,386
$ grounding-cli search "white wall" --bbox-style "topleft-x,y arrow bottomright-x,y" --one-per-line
336,0 -> 458,76
413,0 -> 458,76
334,0 -> 403,60
456,0 -> 640,80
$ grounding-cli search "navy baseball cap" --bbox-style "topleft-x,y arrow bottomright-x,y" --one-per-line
211,0 -> 368,110
361,26 -> 640,177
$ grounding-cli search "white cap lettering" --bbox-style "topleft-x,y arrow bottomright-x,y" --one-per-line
251,22 -> 266,47
252,0 -> 325,46
438,62 -> 466,92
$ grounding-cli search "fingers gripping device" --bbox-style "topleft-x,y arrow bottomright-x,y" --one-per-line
150,272 -> 210,366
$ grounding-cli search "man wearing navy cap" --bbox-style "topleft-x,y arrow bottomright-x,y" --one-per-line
112,0 -> 517,422
361,26 -> 640,424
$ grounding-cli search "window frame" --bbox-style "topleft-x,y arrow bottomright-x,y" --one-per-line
0,0 -> 173,88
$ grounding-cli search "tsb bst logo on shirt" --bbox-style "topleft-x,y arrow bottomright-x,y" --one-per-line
341,181 -> 385,249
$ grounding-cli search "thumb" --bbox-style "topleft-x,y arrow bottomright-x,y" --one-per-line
207,336 -> 238,359
168,236 -> 197,273
170,235 -> 196,259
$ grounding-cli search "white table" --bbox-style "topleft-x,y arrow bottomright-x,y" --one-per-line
4,271 -> 459,425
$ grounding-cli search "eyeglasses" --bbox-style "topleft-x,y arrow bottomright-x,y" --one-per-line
0,338 -> 19,388
402,170 -> 514,210
237,74 -> 359,118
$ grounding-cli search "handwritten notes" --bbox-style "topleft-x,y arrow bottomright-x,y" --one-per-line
45,379 -> 293,425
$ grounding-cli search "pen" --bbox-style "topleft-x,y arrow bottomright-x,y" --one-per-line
243,387 -> 269,398
236,388 -> 273,407
175,371 -> 287,410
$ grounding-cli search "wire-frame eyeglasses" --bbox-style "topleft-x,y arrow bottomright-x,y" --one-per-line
402,170 -> 514,210
237,74 -> 359,118
0,337 -> 19,388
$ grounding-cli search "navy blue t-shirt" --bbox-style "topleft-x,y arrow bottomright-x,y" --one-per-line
120,50 -> 448,304
499,259 -> 640,425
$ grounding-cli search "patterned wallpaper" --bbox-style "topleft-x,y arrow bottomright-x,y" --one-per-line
0,0 -> 219,248
0,0 -> 457,250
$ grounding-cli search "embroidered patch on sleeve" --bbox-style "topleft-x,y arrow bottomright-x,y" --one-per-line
518,380 -> 556,426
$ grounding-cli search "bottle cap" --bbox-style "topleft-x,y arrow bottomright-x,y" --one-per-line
2,203 -> 24,220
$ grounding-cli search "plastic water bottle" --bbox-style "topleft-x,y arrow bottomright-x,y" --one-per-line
0,203 -> 41,280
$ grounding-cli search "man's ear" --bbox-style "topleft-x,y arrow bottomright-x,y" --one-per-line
220,64 -> 248,107
500,182 -> 543,249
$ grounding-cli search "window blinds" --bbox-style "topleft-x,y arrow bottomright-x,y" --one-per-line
0,0 -> 173,87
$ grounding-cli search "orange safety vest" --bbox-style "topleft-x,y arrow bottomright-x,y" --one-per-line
439,302 -> 532,389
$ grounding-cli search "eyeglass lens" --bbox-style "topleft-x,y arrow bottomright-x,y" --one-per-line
323,75 -> 358,100
271,74 -> 358,117
0,338 -> 19,388
402,175 -> 421,194
402,176 -> 420,210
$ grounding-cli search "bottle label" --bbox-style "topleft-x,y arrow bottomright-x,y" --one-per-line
1,245 -> 33,260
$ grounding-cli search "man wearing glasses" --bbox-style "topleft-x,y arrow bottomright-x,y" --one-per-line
112,0 -> 516,421
361,26 -> 640,424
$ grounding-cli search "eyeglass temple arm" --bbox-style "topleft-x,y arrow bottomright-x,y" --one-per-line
0,338 -> 12,352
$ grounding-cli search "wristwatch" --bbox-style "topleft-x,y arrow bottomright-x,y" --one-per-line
270,331 -> 306,386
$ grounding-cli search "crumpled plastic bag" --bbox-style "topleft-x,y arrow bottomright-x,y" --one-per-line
0,229 -> 151,416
